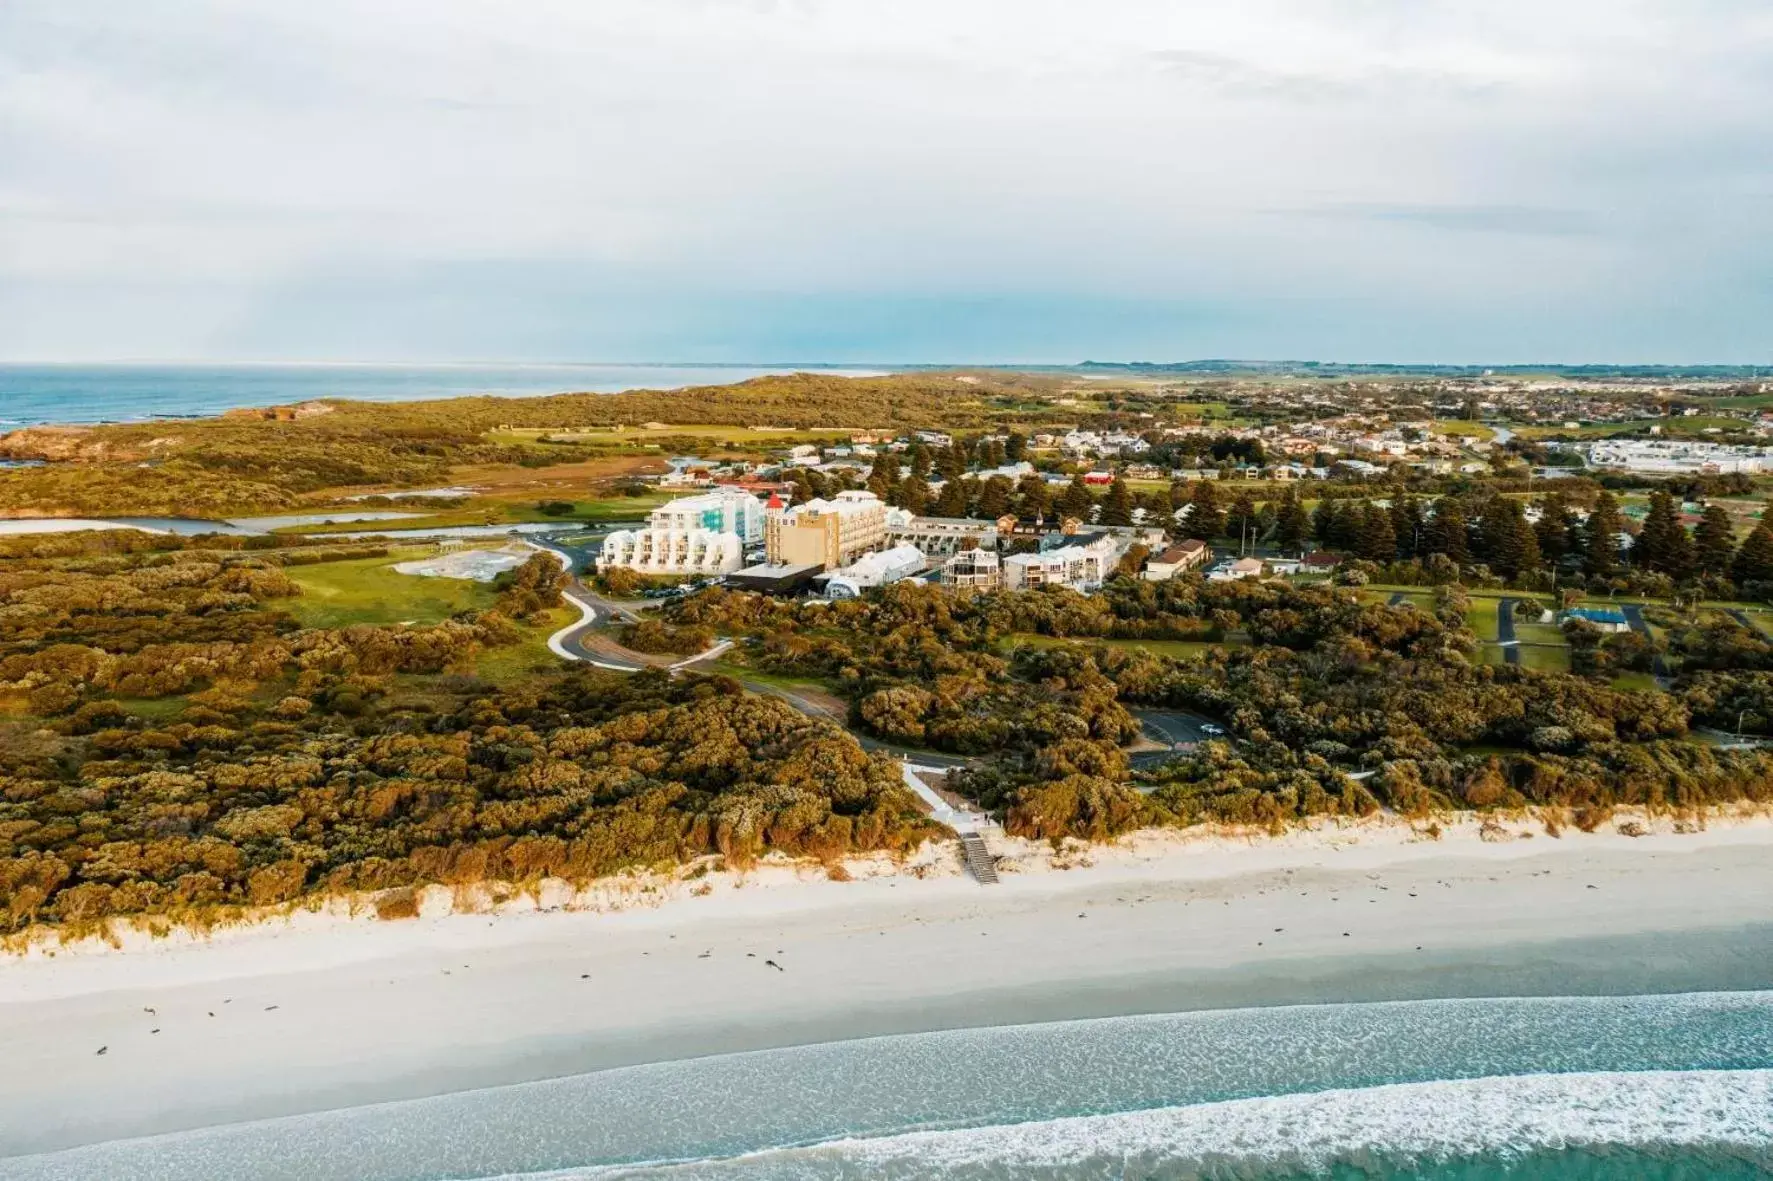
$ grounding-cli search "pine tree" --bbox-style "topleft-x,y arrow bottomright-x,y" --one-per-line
933,479 -> 969,518
897,475 -> 931,515
1312,497 -> 1337,546
1391,495 -> 1422,559
1228,491 -> 1256,546
1479,497 -> 1538,578
1584,492 -> 1623,577
1057,475 -> 1094,522
1357,502 -> 1397,562
908,443 -> 931,478
1014,473 -> 1050,523
1190,481 -> 1226,539
1276,489 -> 1310,553
1694,504 -> 1735,574
1636,491 -> 1692,579
1099,478 -> 1134,526
1425,497 -> 1469,563
938,446 -> 966,482
976,476 -> 1013,520
1006,432 -> 1027,462
1534,491 -> 1571,566
1731,520 -> 1773,586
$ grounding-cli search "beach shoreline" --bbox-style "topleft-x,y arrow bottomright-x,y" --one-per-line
3,809 -> 1772,1158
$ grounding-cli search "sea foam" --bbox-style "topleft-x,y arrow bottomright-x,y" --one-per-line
562,1069 -> 1773,1180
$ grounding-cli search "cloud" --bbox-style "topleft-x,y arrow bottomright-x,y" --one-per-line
1,0 -> 1770,362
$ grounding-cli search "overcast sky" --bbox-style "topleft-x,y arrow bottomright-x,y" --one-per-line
3,1 -> 1771,364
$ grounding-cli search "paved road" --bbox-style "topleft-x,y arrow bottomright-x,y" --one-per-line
1496,597 -> 1522,665
1619,604 -> 1672,682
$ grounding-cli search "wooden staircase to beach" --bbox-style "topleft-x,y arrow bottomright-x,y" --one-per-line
959,832 -> 999,884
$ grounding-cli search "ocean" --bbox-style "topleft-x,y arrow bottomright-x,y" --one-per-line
0,363 -> 887,429
9,992 -> 1770,1180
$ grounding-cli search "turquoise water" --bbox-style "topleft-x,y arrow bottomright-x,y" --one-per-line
6,992 -> 1770,1180
0,363 -> 885,428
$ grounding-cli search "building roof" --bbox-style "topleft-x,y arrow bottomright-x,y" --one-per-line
1566,606 -> 1629,624
1153,542 -> 1203,564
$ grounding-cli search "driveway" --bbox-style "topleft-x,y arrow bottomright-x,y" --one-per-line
1496,597 -> 1521,665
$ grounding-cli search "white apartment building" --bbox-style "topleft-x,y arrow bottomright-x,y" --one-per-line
645,487 -> 766,543
598,488 -> 764,576
941,548 -> 1002,591
1002,533 -> 1119,592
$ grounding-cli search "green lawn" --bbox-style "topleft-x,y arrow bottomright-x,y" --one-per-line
1518,645 -> 1570,673
285,552 -> 498,628
1610,671 -> 1660,693
1432,419 -> 1495,440
1464,604 -> 1500,643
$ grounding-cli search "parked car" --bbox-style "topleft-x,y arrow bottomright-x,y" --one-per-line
1199,723 -> 1225,736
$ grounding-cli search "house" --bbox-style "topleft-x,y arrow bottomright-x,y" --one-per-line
1082,471 -> 1115,486
1562,606 -> 1632,633
1207,557 -> 1265,582
1301,551 -> 1342,573
1144,539 -> 1210,581
820,544 -> 926,599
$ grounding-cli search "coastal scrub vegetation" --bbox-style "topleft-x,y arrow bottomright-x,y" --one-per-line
0,532 -> 935,938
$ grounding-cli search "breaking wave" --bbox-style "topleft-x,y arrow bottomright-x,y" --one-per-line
557,1070 -> 1773,1180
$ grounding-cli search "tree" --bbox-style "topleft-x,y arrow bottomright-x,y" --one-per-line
1227,491 -> 1256,547
1356,502 -> 1397,562
1534,490 -> 1572,566
1636,491 -> 1693,579
898,475 -> 931,515
977,475 -> 1014,520
1189,481 -> 1225,539
934,479 -> 969,518
1731,520 -> 1773,586
1477,497 -> 1539,579
1312,497 -> 1337,547
1005,432 -> 1027,462
1424,497 -> 1469,564
1276,489 -> 1310,554
1392,495 -> 1424,560
938,446 -> 967,482
1695,505 -> 1736,575
908,442 -> 932,478
1584,492 -> 1623,577
1014,473 -> 1050,523
1099,478 -> 1134,526
1057,475 -> 1094,522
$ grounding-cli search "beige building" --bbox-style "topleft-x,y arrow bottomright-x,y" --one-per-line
1143,539 -> 1210,581
764,490 -> 889,569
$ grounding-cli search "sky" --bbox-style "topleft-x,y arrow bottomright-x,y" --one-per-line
2,0 -> 1771,365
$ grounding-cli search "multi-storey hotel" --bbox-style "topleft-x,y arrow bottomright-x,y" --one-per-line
764,490 -> 889,569
598,488 -> 765,576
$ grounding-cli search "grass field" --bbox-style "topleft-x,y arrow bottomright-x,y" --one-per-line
285,552 -> 498,628
1610,671 -> 1661,692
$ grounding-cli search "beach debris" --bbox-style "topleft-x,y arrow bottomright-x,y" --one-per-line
96,1046 -> 107,1056
264,1005 -> 279,1012
765,959 -> 783,972
698,951 -> 711,959
143,1007 -> 156,1015
151,1029 -> 159,1035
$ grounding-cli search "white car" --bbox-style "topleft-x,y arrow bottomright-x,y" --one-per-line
1199,723 -> 1225,736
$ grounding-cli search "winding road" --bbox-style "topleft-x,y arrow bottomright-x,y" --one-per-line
532,539 -> 1222,776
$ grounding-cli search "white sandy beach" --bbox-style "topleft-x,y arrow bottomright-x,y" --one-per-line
3,810 -> 1771,1158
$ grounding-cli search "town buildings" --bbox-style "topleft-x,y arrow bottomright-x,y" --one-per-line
941,548 -> 1002,591
1144,539 -> 1210,581
1002,533 -> 1120,591
764,490 -> 889,568
820,544 -> 926,598
598,488 -> 764,576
